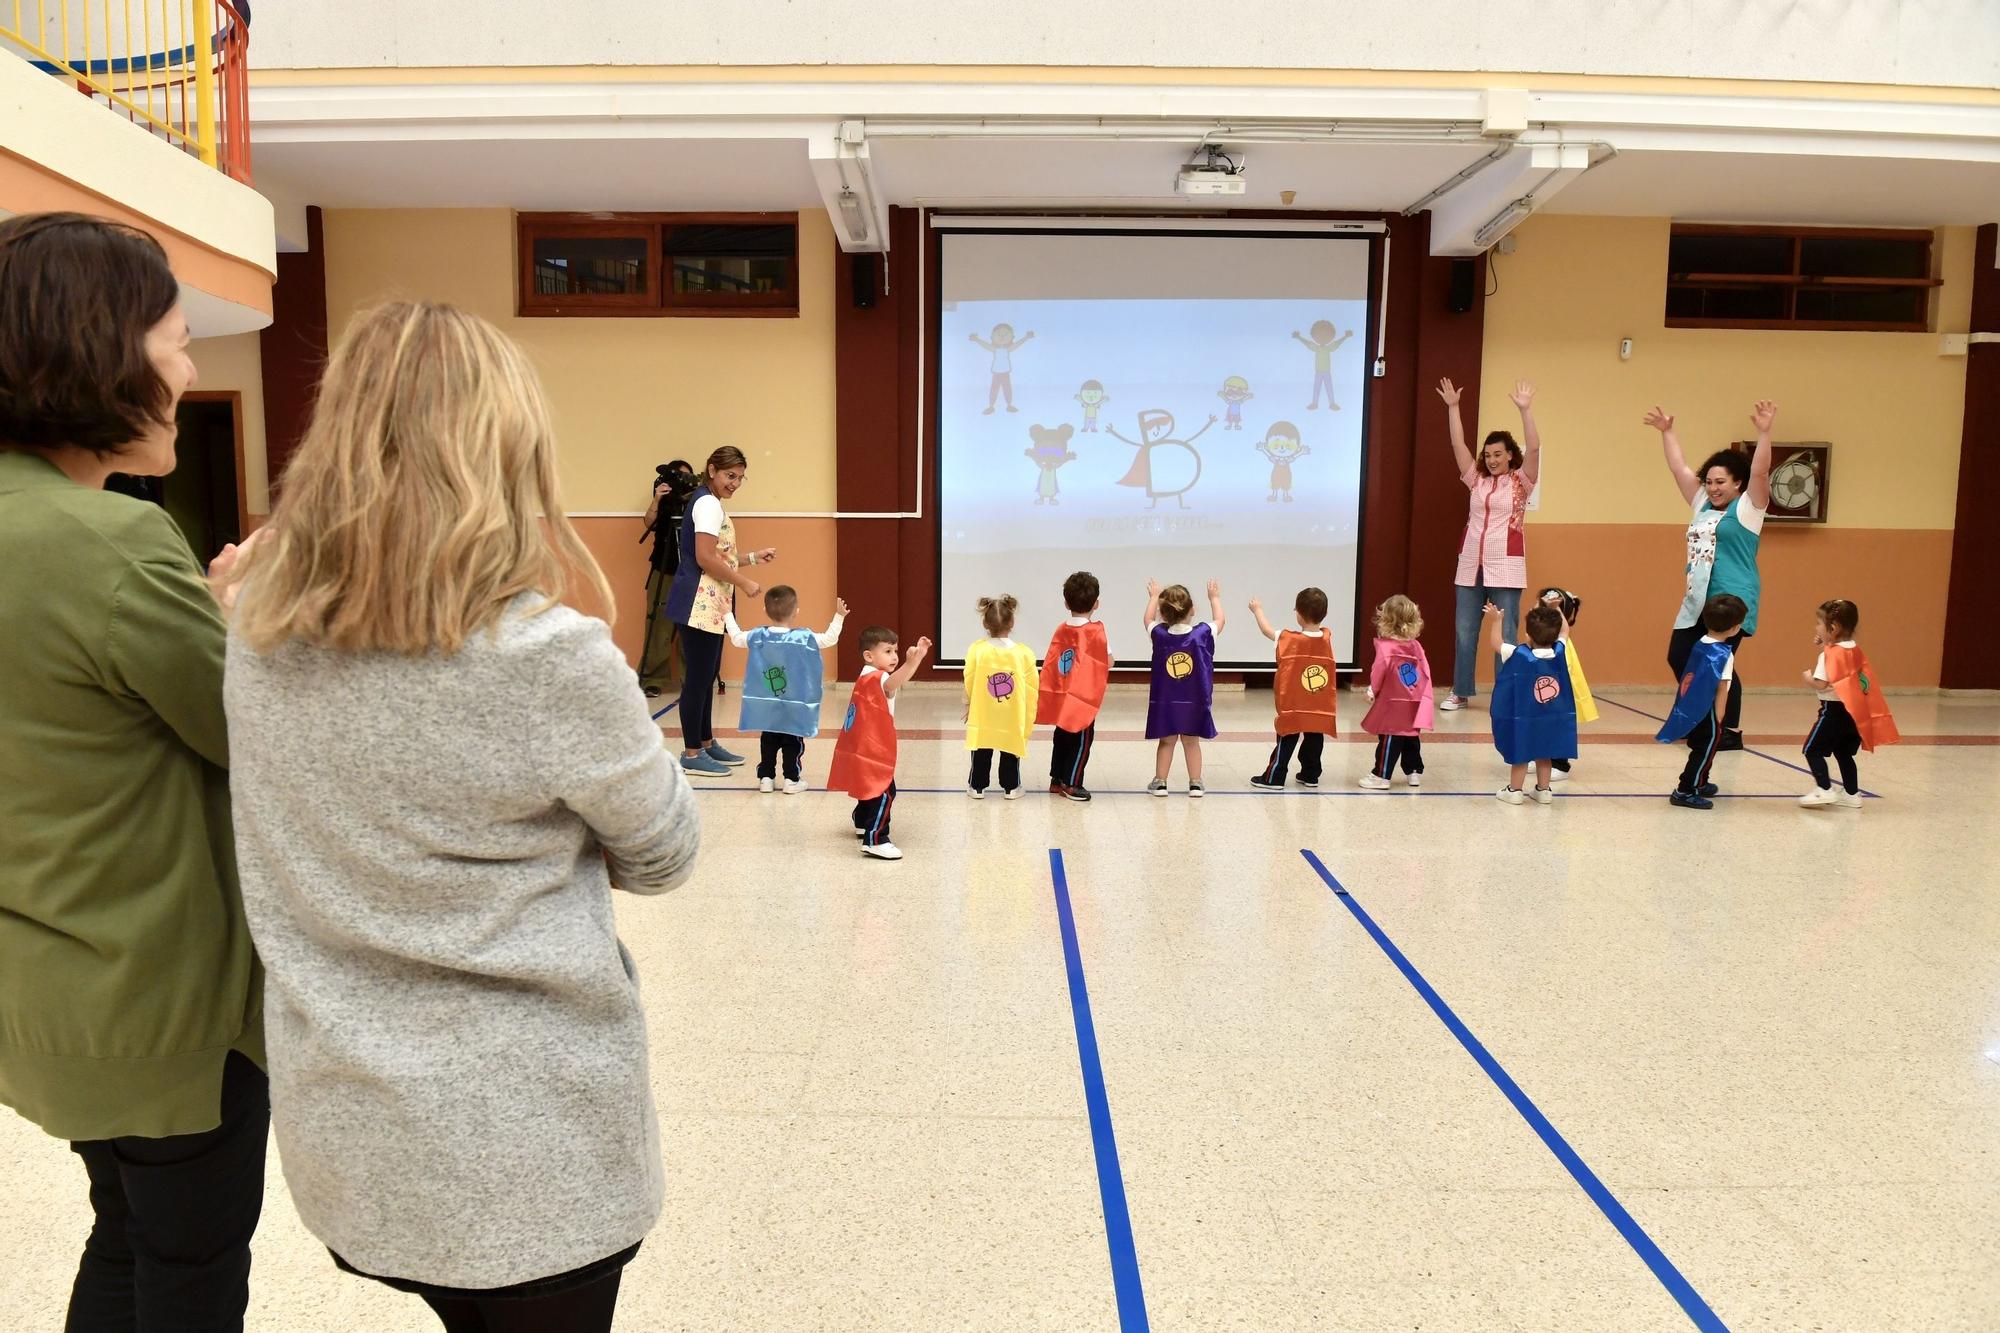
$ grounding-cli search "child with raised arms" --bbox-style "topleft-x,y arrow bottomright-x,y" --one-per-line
725,586 -> 846,794
1248,587 -> 1338,789
1535,586 -> 1598,782
964,595 -> 1039,799
1799,598 -> 1897,810
1360,595 -> 1434,788
1144,578 -> 1223,797
1487,600 -> 1579,805
828,625 -> 930,860
1038,571 -> 1110,802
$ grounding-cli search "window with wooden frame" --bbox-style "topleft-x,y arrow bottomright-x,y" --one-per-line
1665,225 -> 1940,332
517,213 -> 799,317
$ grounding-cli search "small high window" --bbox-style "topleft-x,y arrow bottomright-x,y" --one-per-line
1665,225 -> 1938,332
517,214 -> 798,318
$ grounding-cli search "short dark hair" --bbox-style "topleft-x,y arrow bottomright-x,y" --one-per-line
0,213 -> 180,456
1481,430 -> 1524,471
1294,586 -> 1328,624
1524,604 -> 1564,647
1818,598 -> 1859,638
763,584 -> 798,620
1702,593 -> 1749,635
1698,449 -> 1751,489
1063,570 -> 1100,614
859,625 -> 899,652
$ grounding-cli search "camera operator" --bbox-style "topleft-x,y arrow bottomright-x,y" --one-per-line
639,460 -> 695,695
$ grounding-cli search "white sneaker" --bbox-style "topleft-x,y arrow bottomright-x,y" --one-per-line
1835,790 -> 1864,809
1406,773 -> 1422,788
1358,774 -> 1392,790
758,777 -> 775,794
1187,782 -> 1205,798
783,779 -> 807,795
862,841 -> 904,860
1439,695 -> 1468,712
1002,787 -> 1022,801
1495,786 -> 1526,805
1550,767 -> 1570,783
1798,786 -> 1839,808
967,787 -> 985,800
1529,786 -> 1555,805
1148,779 -> 1169,798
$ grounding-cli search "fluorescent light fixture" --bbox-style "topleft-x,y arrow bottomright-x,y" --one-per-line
836,188 -> 869,242
1474,197 -> 1535,251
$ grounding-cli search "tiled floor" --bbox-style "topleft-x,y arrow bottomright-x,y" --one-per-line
5,685 -> 1998,1330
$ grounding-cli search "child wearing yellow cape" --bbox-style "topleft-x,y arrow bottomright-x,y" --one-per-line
1538,587 -> 1598,780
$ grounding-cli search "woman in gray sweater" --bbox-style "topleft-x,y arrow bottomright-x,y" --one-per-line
225,301 -> 698,1331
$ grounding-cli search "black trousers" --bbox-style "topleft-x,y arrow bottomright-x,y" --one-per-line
758,733 -> 804,781
417,1273 -> 625,1333
968,749 -> 1021,792
1049,724 -> 1096,788
1370,735 -> 1424,778
1668,624 -> 1745,734
67,1051 -> 269,1333
1259,732 -> 1325,784
675,626 -> 724,749
852,781 -> 897,846
1678,709 -> 1722,793
1803,700 -> 1862,793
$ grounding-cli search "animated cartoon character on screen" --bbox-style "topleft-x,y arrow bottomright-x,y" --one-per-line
1106,407 -> 1215,510
1290,320 -> 1354,411
1023,423 -> 1078,506
1074,379 -> 1111,433
1253,420 -> 1311,503
1216,375 -> 1254,431
969,322 -> 1036,415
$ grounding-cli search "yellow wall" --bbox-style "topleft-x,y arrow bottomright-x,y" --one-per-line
1478,214 -> 1972,687
189,332 -> 271,513
319,207 -> 840,514
1480,215 -> 1971,529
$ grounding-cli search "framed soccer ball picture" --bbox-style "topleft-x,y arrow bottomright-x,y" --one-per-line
1731,440 -> 1831,524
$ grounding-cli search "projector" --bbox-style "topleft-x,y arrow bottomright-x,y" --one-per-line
1176,165 -> 1247,197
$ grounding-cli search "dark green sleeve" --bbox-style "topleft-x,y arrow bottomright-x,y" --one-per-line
105,551 -> 230,769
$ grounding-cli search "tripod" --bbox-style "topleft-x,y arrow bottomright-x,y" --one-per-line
635,510 -> 727,702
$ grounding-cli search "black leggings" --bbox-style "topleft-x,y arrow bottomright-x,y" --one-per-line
419,1270 -> 625,1333
67,1051 -> 269,1333
1803,700 -> 1862,794
676,626 -> 724,750
1668,624 -> 1745,733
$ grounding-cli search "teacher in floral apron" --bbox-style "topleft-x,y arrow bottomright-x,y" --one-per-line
665,446 -> 777,776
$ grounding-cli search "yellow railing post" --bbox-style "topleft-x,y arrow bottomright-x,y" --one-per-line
188,0 -> 217,167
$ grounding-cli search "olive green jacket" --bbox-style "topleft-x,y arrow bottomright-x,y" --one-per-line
0,451 -> 262,1141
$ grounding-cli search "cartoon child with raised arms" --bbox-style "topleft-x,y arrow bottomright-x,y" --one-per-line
1024,424 -> 1077,506
1217,375 -> 1253,430
1074,379 -> 1110,432
1254,420 -> 1309,503
970,322 -> 1035,414
1291,320 -> 1354,411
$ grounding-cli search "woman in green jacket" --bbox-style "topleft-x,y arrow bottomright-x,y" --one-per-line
0,214 -> 266,1330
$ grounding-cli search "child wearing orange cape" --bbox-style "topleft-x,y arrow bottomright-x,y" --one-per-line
1037,571 -> 1110,802
1248,587 -> 1339,788
828,625 -> 931,860
1799,598 -> 1897,810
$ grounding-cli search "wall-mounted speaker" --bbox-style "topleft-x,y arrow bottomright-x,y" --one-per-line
851,254 -> 877,309
1447,259 -> 1476,314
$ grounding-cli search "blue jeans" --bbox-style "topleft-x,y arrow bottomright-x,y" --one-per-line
1452,579 -> 1522,699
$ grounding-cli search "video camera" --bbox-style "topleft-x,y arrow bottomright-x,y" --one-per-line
646,460 -> 698,574
1536,587 -> 1582,625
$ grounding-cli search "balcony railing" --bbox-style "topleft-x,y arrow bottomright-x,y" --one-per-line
1,0 -> 252,183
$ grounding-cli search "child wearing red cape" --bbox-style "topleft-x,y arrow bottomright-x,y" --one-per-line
1037,571 -> 1110,802
827,625 -> 931,861
1799,598 -> 1897,810
1248,587 -> 1338,789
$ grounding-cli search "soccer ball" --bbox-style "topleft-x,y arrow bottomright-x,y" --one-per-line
1771,454 -> 1819,514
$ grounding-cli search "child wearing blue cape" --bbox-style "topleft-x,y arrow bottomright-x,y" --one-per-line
1655,593 -> 1746,810
725,586 -> 847,794
1485,600 -> 1578,805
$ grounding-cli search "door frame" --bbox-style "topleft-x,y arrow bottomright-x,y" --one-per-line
181,389 -> 250,541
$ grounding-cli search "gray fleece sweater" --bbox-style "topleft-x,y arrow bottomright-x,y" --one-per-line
224,598 -> 698,1289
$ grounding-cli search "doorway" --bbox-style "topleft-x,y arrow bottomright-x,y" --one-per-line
107,392 -> 248,564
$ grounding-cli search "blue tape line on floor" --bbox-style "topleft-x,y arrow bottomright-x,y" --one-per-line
1298,849 -> 1728,1332
649,695 -> 681,721
1596,694 -> 1878,798
1048,848 -> 1150,1332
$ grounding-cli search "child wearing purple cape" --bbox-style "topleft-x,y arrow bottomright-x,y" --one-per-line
1144,577 -> 1224,797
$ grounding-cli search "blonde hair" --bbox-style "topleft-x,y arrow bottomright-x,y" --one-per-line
234,301 -> 611,655
1375,595 -> 1423,640
978,593 -> 1017,638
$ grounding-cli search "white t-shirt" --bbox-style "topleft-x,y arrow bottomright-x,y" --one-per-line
1812,640 -> 1855,702
860,662 -> 896,716
688,493 -> 724,538
1064,616 -> 1093,628
723,611 -> 843,650
1701,634 -> 1737,683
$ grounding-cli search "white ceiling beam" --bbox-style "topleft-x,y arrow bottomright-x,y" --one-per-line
807,126 -> 891,253
1426,143 -> 1591,257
